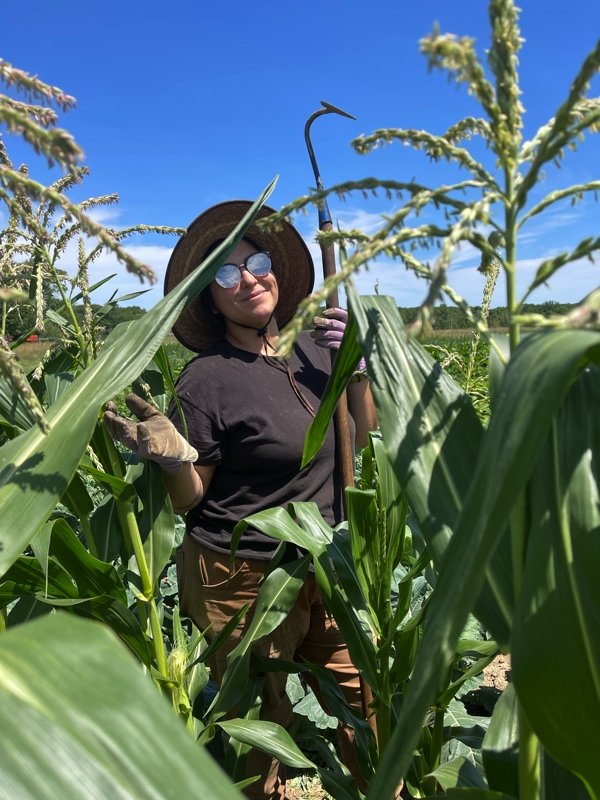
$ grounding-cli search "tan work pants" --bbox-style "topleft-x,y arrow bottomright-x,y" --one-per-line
177,534 -> 364,800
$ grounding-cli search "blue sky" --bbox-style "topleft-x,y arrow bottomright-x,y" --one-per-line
2,0 -> 599,311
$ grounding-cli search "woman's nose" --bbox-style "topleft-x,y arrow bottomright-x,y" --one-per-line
239,265 -> 257,286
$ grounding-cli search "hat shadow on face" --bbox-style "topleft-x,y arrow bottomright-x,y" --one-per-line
164,202 -> 314,353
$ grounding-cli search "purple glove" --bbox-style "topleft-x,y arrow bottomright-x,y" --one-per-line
311,307 -> 367,374
104,393 -> 198,474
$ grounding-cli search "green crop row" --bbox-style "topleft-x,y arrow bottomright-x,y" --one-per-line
2,4 -> 599,799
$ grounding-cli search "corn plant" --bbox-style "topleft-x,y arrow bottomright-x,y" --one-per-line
0,127 -> 192,690
424,257 -> 500,423
220,350 -> 500,798
2,1 -> 599,794
263,2 -> 599,798
0,59 -> 282,798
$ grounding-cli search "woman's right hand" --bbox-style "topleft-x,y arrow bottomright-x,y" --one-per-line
104,393 -> 198,474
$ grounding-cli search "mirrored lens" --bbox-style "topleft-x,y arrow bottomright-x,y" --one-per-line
214,264 -> 242,288
246,251 -> 272,276
214,252 -> 272,288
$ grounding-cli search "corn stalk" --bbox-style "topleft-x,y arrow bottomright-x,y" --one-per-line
268,2 -> 599,797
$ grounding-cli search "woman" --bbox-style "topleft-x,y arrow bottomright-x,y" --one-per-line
106,201 -> 377,800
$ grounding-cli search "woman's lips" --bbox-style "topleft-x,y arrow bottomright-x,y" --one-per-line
242,289 -> 266,302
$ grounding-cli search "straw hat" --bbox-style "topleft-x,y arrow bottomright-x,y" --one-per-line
164,201 -> 314,352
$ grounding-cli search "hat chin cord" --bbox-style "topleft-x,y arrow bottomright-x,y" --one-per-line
221,311 -> 275,353
227,311 -> 274,340
222,311 -> 316,419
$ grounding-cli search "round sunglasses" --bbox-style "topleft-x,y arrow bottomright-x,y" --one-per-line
214,251 -> 272,288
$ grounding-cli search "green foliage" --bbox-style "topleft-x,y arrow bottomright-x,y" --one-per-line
0,59 -> 280,787
423,333 -> 491,422
0,613 -> 243,800
2,3 -> 600,799
72,302 -> 147,335
405,301 -> 577,331
161,338 -> 196,378
269,2 -> 600,798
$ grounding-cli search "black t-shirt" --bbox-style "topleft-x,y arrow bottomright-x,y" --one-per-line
168,332 -> 342,559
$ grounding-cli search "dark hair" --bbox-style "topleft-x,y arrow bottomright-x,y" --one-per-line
201,236 -> 262,262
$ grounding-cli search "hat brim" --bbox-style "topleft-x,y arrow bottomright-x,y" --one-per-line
164,201 -> 314,352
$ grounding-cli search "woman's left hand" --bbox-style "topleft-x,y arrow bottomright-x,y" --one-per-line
311,307 -> 348,350
311,307 -> 366,372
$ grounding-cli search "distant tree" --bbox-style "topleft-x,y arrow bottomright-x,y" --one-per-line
74,303 -> 146,334
397,302 -> 576,331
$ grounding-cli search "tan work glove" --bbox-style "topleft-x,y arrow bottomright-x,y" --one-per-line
104,393 -> 198,474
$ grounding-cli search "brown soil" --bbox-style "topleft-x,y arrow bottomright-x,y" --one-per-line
483,653 -> 512,691
286,774 -> 331,800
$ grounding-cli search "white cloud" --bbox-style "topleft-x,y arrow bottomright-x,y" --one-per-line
518,208 -> 582,246
297,202 -> 599,309
49,201 -> 598,316
84,206 -> 123,226
55,239 -> 175,308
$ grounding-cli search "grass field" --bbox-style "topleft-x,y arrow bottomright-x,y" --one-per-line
421,332 -> 491,420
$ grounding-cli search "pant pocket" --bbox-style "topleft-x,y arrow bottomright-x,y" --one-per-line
198,552 -> 250,594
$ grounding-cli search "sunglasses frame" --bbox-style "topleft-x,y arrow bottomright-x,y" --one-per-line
214,251 -> 272,289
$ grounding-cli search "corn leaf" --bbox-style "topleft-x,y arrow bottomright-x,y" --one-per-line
207,556 -> 310,717
482,683 -> 519,798
426,755 -> 488,789
219,719 -> 316,770
0,613 -> 242,799
296,659 -> 377,779
0,554 -> 76,605
239,503 -> 379,690
47,517 -> 127,601
233,504 -> 330,556
444,789 -> 517,799
542,751 -> 595,800
223,718 -> 361,800
347,290 -> 514,647
512,366 -> 600,797
301,309 -> 362,467
345,487 -> 380,615
79,464 -> 135,502
364,325 -> 600,800
230,555 -> 310,649
0,178 -> 277,575
45,594 -> 152,666
61,471 -> 94,519
0,377 -> 38,430
131,461 -> 176,590
370,432 -> 407,574
88,493 -> 123,563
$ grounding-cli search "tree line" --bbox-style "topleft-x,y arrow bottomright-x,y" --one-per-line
400,301 -> 575,330
7,300 -> 577,340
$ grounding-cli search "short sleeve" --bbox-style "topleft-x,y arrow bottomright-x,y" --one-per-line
167,360 -> 225,465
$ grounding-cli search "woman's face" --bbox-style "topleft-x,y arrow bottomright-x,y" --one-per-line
210,239 -> 279,329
